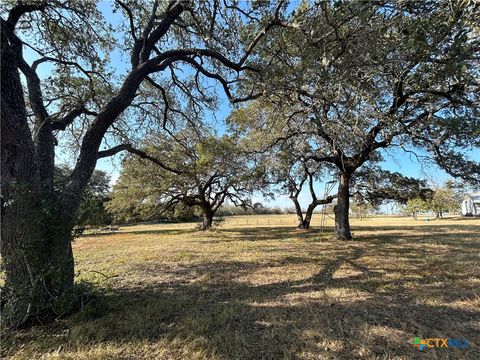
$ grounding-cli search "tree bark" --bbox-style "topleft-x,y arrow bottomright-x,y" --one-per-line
201,207 -> 214,230
298,204 -> 315,229
334,172 -> 353,240
1,27 -> 75,327
303,204 -> 316,229
291,195 -> 307,229
1,196 -> 76,327
297,219 -> 310,229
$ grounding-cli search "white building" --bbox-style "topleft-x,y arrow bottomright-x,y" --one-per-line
461,194 -> 480,216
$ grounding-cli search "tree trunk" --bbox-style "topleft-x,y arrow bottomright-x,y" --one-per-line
291,196 -> 307,229
201,208 -> 214,230
1,196 -> 76,326
297,219 -> 310,229
1,29 -> 75,327
298,204 -> 315,229
334,172 -> 353,240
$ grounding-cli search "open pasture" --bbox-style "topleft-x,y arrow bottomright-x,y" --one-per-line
2,216 -> 479,359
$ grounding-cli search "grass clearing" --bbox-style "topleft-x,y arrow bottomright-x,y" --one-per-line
2,216 -> 479,359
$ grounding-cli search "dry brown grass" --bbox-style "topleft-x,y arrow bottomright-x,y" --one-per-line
2,215 -> 479,359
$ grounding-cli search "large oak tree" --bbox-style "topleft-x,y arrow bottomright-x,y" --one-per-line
1,0 -> 286,326
233,0 -> 480,239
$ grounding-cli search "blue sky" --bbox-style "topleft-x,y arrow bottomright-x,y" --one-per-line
25,1 -> 480,211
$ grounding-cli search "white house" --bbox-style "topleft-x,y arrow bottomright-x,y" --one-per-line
461,194 -> 480,216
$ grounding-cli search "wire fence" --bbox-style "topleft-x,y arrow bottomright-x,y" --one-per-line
85,213 -> 468,236
118,215 -> 338,231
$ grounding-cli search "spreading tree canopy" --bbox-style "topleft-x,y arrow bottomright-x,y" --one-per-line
109,127 -> 263,230
231,0 -> 480,239
0,0 -> 287,326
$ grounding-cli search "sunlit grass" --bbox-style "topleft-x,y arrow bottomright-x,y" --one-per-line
2,216 -> 480,359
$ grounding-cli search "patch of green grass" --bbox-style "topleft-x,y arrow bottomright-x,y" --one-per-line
2,216 -> 480,359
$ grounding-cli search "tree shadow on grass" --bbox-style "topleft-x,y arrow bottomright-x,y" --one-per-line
206,226 -> 333,243
64,247 -> 479,359
81,228 -> 199,238
357,227 -> 480,251
4,224 -> 480,359
351,221 -> 480,237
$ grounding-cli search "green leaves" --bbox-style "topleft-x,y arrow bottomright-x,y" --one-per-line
352,166 -> 432,206
236,1 -> 479,185
108,127 -> 260,221
54,166 -> 112,226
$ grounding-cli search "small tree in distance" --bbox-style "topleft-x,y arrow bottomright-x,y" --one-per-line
404,198 -> 429,220
403,183 -> 461,219
428,185 -> 460,219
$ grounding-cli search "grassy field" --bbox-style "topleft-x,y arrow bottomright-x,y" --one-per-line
2,215 -> 479,359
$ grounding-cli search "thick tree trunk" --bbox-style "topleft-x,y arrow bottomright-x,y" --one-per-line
201,208 -> 214,230
2,204 -> 76,325
1,29 -> 75,327
334,172 -> 353,240
1,195 -> 76,325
